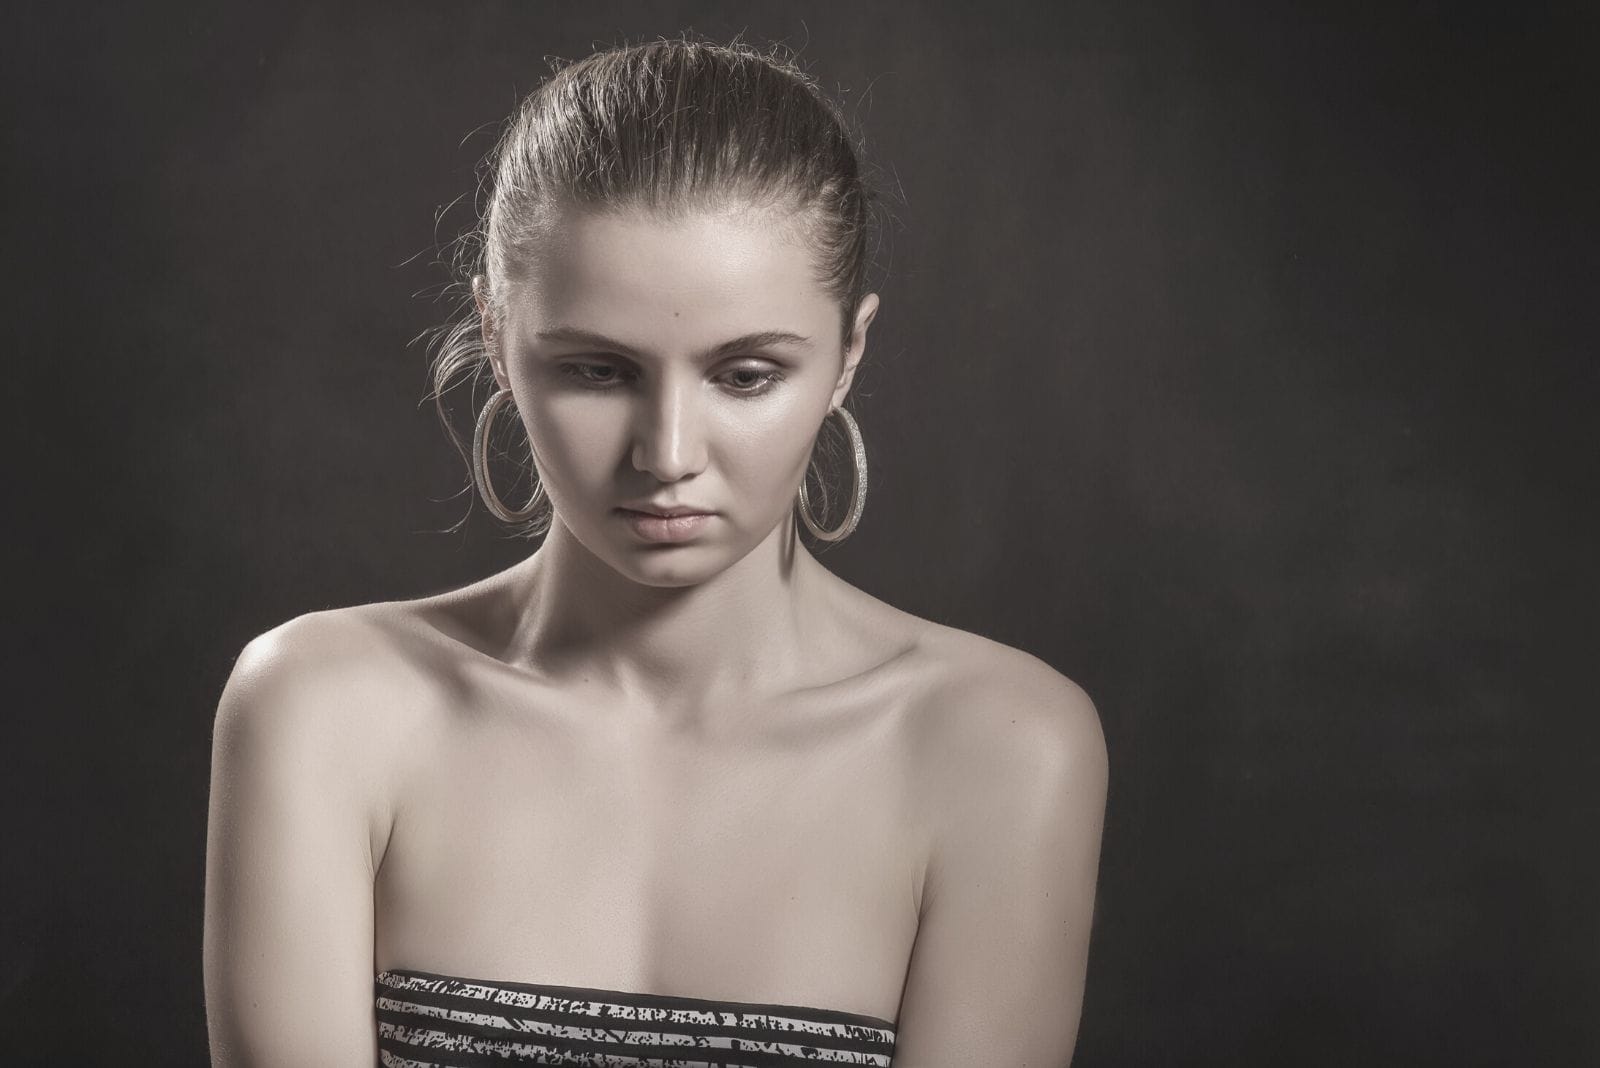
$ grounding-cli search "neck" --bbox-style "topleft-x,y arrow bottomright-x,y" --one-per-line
503,514 -> 833,720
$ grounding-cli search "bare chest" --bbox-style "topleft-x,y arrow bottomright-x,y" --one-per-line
371,683 -> 926,1022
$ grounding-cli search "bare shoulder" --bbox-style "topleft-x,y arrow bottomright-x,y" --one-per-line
213,605 -> 448,835
829,580 -> 1105,777
904,621 -> 1108,814
221,605 -> 429,727
218,563 -> 529,758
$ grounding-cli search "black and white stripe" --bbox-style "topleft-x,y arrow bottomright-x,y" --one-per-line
375,968 -> 897,1067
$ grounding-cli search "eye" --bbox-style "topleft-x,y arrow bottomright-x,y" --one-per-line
556,360 -> 785,398
558,362 -> 634,389
720,364 -> 786,397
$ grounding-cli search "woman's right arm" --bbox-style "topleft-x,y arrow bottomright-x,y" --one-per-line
203,614 -> 388,1066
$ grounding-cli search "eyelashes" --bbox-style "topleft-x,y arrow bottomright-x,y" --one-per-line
557,362 -> 787,398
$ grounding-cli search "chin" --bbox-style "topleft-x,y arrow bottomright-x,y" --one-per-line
610,521 -> 782,588
614,548 -> 726,588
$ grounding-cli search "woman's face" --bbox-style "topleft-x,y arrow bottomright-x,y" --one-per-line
482,203 -> 878,587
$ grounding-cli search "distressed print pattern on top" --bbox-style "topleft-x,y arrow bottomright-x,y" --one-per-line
375,968 -> 897,1066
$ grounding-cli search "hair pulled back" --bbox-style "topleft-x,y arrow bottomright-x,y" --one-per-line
427,33 -> 882,536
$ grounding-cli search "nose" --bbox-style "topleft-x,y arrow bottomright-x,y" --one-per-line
629,370 -> 709,482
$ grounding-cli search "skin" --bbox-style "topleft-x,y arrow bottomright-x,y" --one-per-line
203,201 -> 1108,1067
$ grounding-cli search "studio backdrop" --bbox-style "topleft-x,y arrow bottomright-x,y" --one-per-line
4,2 -> 1594,1064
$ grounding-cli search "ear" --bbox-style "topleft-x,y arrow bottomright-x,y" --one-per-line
473,275 -> 512,392
830,292 -> 880,410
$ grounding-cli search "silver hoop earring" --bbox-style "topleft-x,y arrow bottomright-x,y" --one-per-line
472,387 -> 547,525
796,406 -> 867,542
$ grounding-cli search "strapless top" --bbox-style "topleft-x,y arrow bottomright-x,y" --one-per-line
375,967 -> 897,1067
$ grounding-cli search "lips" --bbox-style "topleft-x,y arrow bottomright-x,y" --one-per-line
616,508 -> 715,543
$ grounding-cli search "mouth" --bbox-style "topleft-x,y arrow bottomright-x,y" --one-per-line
614,507 -> 716,543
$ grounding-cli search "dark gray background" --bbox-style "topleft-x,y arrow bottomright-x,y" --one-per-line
4,2 -> 1595,1063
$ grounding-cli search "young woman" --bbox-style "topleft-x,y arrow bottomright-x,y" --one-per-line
204,35 -> 1107,1067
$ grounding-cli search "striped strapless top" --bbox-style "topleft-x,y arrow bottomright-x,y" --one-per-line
375,968 -> 897,1067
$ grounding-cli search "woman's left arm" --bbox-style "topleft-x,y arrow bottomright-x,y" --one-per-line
892,663 -> 1108,1067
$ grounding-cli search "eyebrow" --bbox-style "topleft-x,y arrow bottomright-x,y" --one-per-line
531,326 -> 813,363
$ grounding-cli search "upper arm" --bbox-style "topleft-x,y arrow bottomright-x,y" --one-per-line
203,613 -> 392,1067
892,658 -> 1109,1067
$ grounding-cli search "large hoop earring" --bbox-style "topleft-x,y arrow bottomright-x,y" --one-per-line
472,387 -> 547,525
796,406 -> 867,542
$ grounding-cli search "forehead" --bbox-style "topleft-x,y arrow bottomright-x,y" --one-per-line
504,204 -> 831,338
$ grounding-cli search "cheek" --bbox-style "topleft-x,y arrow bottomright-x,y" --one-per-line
714,404 -> 822,498
520,395 -> 629,486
